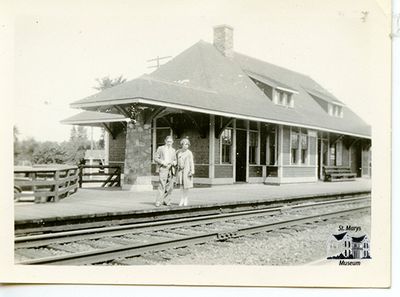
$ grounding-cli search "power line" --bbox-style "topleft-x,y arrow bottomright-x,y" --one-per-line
147,55 -> 172,69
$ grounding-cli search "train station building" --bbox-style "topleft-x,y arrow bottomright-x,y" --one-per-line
61,25 -> 371,191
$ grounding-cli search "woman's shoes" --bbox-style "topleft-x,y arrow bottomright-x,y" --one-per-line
179,198 -> 188,206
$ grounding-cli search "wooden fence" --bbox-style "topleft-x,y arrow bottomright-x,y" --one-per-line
14,165 -> 79,203
78,165 -> 121,188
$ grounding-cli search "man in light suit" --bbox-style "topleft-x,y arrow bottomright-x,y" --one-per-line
154,135 -> 177,206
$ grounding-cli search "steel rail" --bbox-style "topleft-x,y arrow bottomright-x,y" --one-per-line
15,190 -> 371,235
17,205 -> 370,265
15,195 -> 370,249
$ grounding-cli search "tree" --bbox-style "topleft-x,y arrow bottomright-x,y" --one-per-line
14,137 -> 38,165
32,141 -> 67,164
93,75 -> 127,91
97,127 -> 105,149
93,75 -> 127,150
14,126 -> 20,161
13,125 -> 19,143
69,126 -> 77,141
64,125 -> 91,164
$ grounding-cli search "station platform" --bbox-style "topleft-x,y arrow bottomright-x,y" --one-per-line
14,179 -> 371,225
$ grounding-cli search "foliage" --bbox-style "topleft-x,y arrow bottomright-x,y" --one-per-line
93,75 -> 127,91
97,128 -> 105,149
32,141 -> 67,164
13,125 -> 91,166
13,126 -> 19,143
93,75 -> 127,146
64,126 -> 91,164
14,137 -> 38,165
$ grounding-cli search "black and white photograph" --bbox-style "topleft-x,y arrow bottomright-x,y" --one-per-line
0,0 -> 392,288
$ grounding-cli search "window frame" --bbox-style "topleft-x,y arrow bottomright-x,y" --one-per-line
290,127 -> 309,166
220,128 -> 233,164
248,130 -> 259,165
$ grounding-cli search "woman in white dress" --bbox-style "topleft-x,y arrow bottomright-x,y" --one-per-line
176,138 -> 195,206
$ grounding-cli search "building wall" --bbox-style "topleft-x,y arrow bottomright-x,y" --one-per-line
342,144 -> 350,166
195,165 -> 209,178
249,165 -> 263,177
108,129 -> 126,172
107,112 -> 369,186
282,166 -> 316,178
214,136 -> 221,164
215,164 -> 233,178
362,146 -> 371,177
174,127 -> 209,164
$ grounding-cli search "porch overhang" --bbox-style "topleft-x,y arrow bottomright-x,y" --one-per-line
60,111 -> 129,126
70,97 -> 371,140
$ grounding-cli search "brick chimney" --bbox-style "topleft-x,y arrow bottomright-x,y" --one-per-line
213,24 -> 234,58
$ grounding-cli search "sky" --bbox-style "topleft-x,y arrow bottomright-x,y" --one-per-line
11,0 -> 391,142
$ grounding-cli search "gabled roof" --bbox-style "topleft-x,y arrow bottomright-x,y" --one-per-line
70,40 -> 370,138
352,235 -> 367,243
245,70 -> 298,94
333,232 -> 348,241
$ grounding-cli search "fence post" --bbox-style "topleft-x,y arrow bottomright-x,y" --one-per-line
32,172 -> 39,203
79,166 -> 83,188
54,170 -> 60,202
117,166 -> 121,187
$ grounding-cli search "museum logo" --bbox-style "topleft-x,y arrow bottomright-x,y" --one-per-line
326,225 -> 371,265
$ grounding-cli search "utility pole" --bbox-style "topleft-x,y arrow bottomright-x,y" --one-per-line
147,55 -> 172,69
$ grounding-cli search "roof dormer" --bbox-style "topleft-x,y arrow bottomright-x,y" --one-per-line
246,71 -> 298,108
306,88 -> 344,118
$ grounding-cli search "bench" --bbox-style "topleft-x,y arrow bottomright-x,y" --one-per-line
323,166 -> 357,182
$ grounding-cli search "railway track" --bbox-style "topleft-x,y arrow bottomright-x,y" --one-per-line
15,195 -> 370,265
14,190 -> 371,235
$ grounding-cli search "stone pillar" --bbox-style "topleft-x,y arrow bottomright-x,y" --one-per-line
122,114 -> 153,191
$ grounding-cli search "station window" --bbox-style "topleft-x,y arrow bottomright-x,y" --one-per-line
300,134 -> 308,164
291,130 -> 299,164
220,128 -> 232,164
274,90 -> 294,108
249,131 -> 258,164
291,128 -> 308,165
268,127 -> 277,165
328,103 -> 343,118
